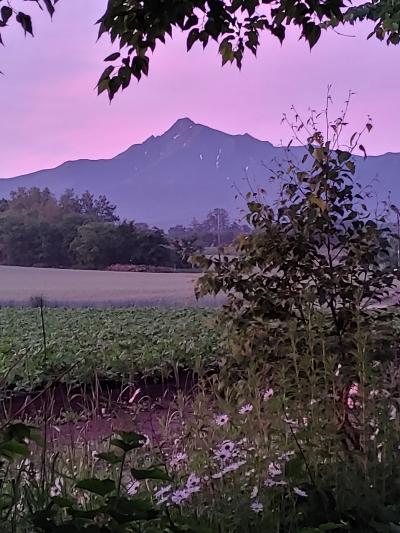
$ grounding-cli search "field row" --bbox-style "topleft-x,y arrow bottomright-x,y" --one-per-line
0,308 -> 220,392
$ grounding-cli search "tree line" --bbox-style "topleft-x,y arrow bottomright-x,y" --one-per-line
0,188 -> 247,270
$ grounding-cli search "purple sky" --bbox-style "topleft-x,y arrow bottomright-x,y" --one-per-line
1,0 -> 400,179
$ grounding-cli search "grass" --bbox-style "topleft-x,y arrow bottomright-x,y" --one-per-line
0,307 -> 220,392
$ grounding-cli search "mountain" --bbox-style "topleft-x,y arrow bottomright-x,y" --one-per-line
1,118 -> 400,227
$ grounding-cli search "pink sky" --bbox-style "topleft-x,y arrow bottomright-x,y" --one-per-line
1,0 -> 400,179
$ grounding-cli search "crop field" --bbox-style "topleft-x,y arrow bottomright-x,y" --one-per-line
0,307 -> 220,392
0,265 -> 223,307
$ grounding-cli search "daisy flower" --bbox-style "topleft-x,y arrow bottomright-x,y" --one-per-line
50,477 -> 63,497
186,473 -> 201,489
251,486 -> 258,499
239,403 -> 253,415
171,489 -> 191,505
127,480 -> 140,495
215,414 -> 230,427
170,452 -> 187,468
293,487 -> 308,498
268,462 -> 282,477
263,388 -> 274,401
250,501 -> 263,513
154,485 -> 171,501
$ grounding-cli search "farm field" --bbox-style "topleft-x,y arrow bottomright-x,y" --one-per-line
0,307 -> 220,392
0,265 -> 223,307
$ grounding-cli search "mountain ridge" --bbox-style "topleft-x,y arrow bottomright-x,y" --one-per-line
2,119 -> 400,227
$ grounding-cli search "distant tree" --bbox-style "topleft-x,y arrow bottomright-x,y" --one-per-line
70,222 -> 119,269
1,1 -> 400,99
78,191 -> 118,222
8,187 -> 60,221
0,215 -> 42,266
168,208 -> 249,248
93,194 -> 119,223
0,199 -> 8,213
59,189 -> 81,214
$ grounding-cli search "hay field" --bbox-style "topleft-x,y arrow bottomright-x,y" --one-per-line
0,265 -> 219,307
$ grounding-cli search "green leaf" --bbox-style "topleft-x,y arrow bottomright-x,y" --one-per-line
96,451 -> 123,464
51,496 -> 75,508
105,496 -> 159,521
111,431 -> 147,452
76,478 -> 115,496
337,150 -> 351,163
131,466 -> 170,481
0,439 -> 29,459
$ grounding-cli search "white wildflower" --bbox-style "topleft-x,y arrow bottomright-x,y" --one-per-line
389,404 -> 397,421
215,414 -> 230,427
349,382 -> 359,397
171,489 -> 191,504
370,427 -> 379,441
214,448 -> 232,462
263,388 -> 274,401
268,463 -> 282,478
347,397 -> 355,410
278,451 -> 295,462
265,478 -> 287,487
170,452 -> 187,468
251,486 -> 258,499
186,473 -> 201,489
283,416 -> 299,428
335,363 -> 342,377
250,501 -> 263,513
222,460 -> 246,474
155,485 -> 172,501
239,403 -> 253,415
50,477 -> 63,497
293,487 -> 308,498
214,440 -> 235,462
127,480 -> 140,495
220,440 -> 235,453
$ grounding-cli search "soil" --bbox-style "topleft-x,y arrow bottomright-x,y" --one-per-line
0,373 -> 195,447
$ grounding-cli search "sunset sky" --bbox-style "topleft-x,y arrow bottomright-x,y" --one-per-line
1,0 -> 400,179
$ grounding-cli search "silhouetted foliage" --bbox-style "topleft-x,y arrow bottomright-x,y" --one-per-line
1,1 -> 400,98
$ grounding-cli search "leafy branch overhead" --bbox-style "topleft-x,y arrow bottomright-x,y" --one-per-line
1,0 -> 400,99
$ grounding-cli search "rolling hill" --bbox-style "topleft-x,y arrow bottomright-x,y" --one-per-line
1,118 -> 400,227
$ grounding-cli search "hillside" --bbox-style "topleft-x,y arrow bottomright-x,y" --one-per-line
1,118 -> 400,227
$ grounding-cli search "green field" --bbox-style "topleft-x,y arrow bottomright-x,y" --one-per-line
0,307 -> 220,391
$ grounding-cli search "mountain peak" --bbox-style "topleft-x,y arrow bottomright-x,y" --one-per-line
165,117 -> 196,137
